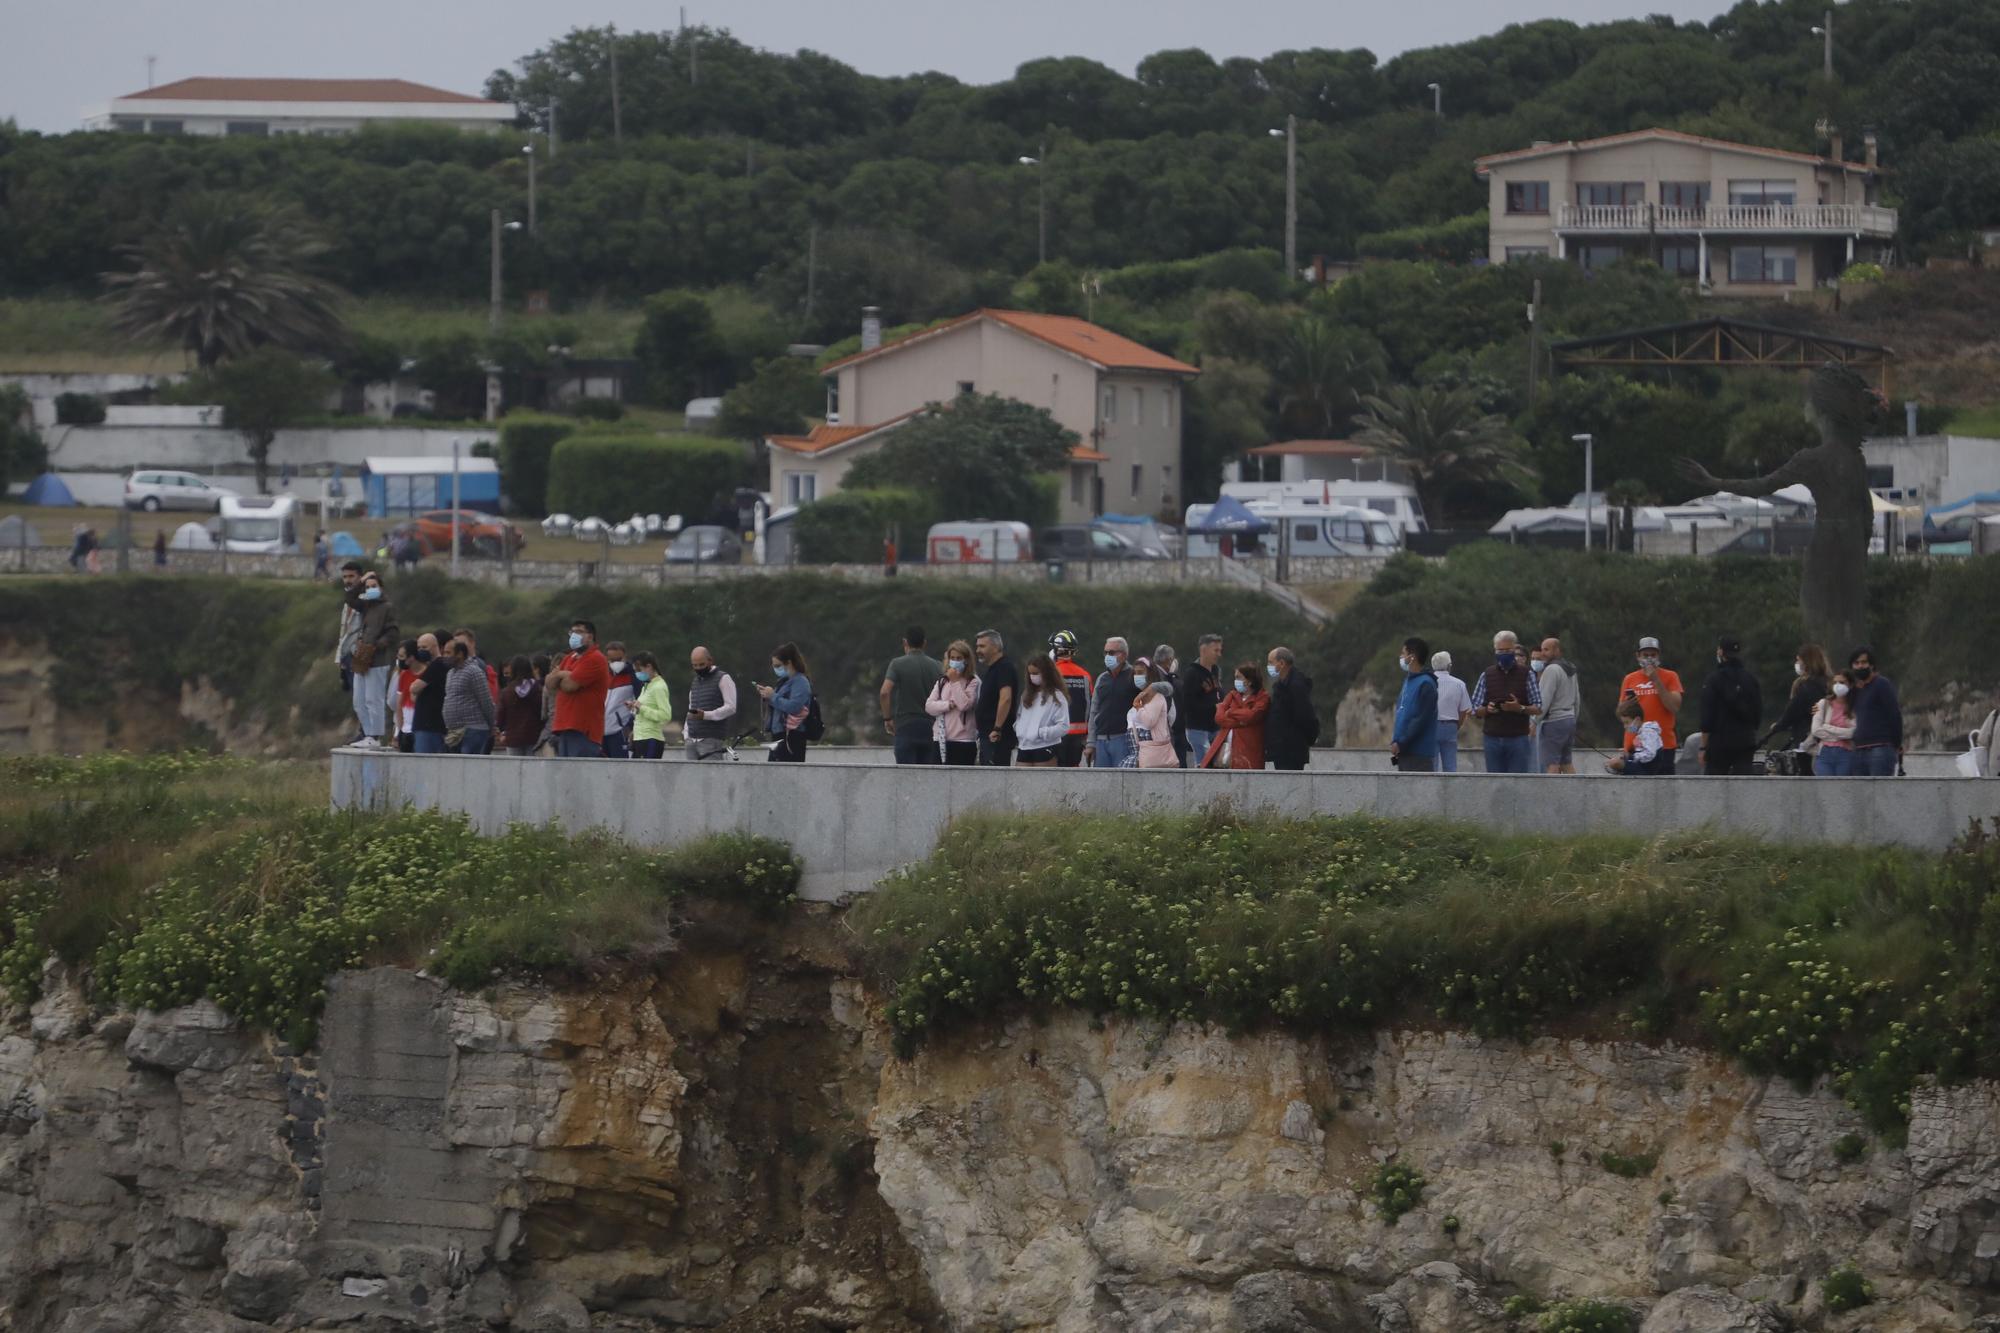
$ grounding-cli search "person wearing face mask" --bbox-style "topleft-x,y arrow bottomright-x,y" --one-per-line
1151,645 -> 1189,767
1180,634 -> 1225,768
600,641 -> 637,760
1616,636 -> 1683,776
334,560 -> 364,738
1012,652 -> 1071,768
1128,657 -> 1179,769
1430,651 -> 1473,773
1534,637 -> 1579,775
496,655 -> 543,757
1469,630 -> 1541,774
442,637 -> 497,756
342,571 -> 398,750
1207,663 -> 1269,769
393,638 -> 421,753
545,619 -> 612,759
1047,630 -> 1096,768
1810,670 -> 1859,776
756,641 -> 815,762
683,646 -> 739,761
1604,697 -> 1665,775
1087,637 -> 1141,769
1845,647 -> 1903,776
1390,637 -> 1440,772
925,640 -> 982,765
1697,634 -> 1764,776
1758,643 -> 1830,775
629,651 -> 675,759
1263,647 -> 1319,771
406,631 -> 452,754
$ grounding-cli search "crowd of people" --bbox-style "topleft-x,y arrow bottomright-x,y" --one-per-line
333,562 -> 1908,776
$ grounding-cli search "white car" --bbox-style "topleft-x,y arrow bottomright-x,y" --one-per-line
124,470 -> 235,513
541,513 -> 575,538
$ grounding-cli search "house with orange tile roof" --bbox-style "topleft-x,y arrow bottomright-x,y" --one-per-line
1473,128 -> 1895,295
84,77 -> 513,136
770,308 -> 1198,523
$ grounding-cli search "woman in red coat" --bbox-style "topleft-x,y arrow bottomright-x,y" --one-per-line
1206,663 -> 1269,769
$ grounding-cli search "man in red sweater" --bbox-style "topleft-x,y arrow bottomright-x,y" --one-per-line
546,618 -> 611,758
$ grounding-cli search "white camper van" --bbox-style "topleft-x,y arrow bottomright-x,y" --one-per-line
1221,479 -> 1429,536
926,520 -> 1033,564
219,494 -> 301,554
1184,500 -> 1399,558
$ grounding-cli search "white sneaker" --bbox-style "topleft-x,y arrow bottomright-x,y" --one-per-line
350,737 -> 383,750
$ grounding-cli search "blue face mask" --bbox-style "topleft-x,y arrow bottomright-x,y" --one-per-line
568,633 -> 584,651
773,664 -> 789,679
1266,663 -> 1280,679
1133,673 -> 1147,687
1105,654 -> 1121,670
1398,657 -> 1413,673
1496,652 -> 1516,669
359,586 -> 381,601
1234,679 -> 1250,694
947,659 -> 964,673
634,669 -> 651,683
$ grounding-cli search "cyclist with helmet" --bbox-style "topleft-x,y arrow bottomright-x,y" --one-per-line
1048,629 -> 1096,767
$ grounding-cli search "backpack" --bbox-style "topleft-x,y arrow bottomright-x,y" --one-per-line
802,692 -> 826,742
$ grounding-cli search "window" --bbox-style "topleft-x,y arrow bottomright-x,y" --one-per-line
147,119 -> 183,134
824,378 -> 838,421
956,380 -> 975,396
1504,246 -> 1549,262
1505,181 -> 1550,214
1092,529 -> 1125,554
1660,244 -> 1703,277
225,121 -> 269,137
1728,179 -> 1797,207
1364,499 -> 1396,513
1101,384 -> 1117,424
1576,182 -> 1643,206
1577,243 -> 1625,272
784,473 -> 816,504
1130,464 -> 1142,497
1660,181 -> 1710,210
1729,245 -> 1797,284
112,116 -> 146,133
1132,387 -> 1144,426
1071,468 -> 1085,505
1294,522 -> 1318,545
1162,390 -> 1173,429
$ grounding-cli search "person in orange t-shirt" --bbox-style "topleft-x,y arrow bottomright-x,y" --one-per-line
546,618 -> 612,758
1617,635 -> 1684,775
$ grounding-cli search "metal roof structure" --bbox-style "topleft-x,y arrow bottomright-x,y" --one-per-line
1549,317 -> 1894,389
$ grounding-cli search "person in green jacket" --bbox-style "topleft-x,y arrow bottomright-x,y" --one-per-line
630,651 -> 676,759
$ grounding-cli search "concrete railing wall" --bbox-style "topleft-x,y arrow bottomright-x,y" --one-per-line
41,425 -> 494,472
330,751 -> 2000,903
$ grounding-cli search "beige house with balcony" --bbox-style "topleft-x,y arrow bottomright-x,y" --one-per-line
769,309 -> 1198,523
1475,129 -> 1895,295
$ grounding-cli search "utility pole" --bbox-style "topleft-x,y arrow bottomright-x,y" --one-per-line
1526,278 -> 1541,409
1822,10 -> 1834,80
1278,115 -> 1297,280
609,27 -> 623,144
1573,434 -> 1595,552
805,221 -> 818,328
523,144 -> 537,234
146,55 -> 156,89
1428,82 -> 1443,117
547,99 -> 558,159
490,209 -> 503,333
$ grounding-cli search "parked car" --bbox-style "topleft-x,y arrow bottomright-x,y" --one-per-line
1034,524 -> 1166,562
664,525 -> 743,565
123,470 -> 235,513
542,513 -> 576,538
1714,523 -> 1815,556
409,509 -> 525,557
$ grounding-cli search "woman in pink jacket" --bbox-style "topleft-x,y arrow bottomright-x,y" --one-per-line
1129,657 -> 1180,769
924,638 -> 982,765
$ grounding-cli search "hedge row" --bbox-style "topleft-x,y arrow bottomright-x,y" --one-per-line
792,487 -> 943,563
497,414 -> 576,516
544,433 -> 753,521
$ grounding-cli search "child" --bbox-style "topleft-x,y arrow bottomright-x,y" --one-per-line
630,651 -> 675,759
1605,696 -> 1666,775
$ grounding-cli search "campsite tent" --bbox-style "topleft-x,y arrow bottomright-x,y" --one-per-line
0,515 -> 41,548
168,522 -> 216,551
1187,495 -> 1272,534
328,531 -> 365,557
20,473 -> 77,506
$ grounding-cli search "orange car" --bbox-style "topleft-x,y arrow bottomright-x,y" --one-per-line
409,509 -> 526,557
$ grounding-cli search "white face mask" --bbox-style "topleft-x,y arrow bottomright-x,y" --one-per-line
1027,672 -> 1043,686
1794,661 -> 1805,677
1833,682 -> 1850,698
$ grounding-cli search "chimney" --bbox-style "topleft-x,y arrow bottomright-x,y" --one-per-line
1828,130 -> 1844,163
861,306 -> 882,352
1864,128 -> 1879,169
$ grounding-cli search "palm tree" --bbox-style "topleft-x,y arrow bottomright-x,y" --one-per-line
1353,383 -> 1531,526
1272,315 -> 1384,437
102,195 -> 347,369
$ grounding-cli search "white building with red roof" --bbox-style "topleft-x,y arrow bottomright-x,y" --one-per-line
84,77 -> 513,137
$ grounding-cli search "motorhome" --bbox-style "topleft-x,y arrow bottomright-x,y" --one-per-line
1220,479 -> 1429,536
218,494 -> 301,554
1184,500 -> 1400,558
927,520 -> 1033,564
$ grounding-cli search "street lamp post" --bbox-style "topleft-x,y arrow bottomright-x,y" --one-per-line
1018,147 -> 1046,266
1427,82 -> 1442,117
1572,433 -> 1595,552
1268,115 -> 1297,281
450,436 -> 462,580
523,144 -> 537,234
1811,11 -> 1834,80
489,211 -> 524,334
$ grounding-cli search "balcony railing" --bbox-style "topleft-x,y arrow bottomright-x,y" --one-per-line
1556,202 -> 1898,236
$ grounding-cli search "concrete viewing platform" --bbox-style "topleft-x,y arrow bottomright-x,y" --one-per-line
330,750 -> 2000,903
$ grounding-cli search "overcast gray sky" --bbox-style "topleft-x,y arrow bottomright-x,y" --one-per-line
6,0 -> 1733,133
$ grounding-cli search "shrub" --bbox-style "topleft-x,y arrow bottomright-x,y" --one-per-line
1599,1149 -> 1659,1178
792,487 -> 941,564
1840,261 -> 1886,284
1821,1263 -> 1873,1312
54,392 -> 107,425
1832,1132 -> 1868,1164
1369,1161 -> 1426,1225
1357,211 -> 1491,262
498,413 -> 576,516
568,396 -> 626,422
546,434 -> 752,522
0,385 -> 48,488
1538,1299 -> 1635,1333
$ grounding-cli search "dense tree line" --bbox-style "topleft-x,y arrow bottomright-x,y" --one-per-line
6,0 -> 2000,332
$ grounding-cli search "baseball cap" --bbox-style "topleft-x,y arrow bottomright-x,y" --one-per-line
1637,636 -> 1661,651
1717,634 -> 1743,654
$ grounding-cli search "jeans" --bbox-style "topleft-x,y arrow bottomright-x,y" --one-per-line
1092,734 -> 1135,768
553,730 -> 599,759
1437,725 -> 1460,773
411,730 -> 446,754
601,729 -> 629,760
1853,744 -> 1899,776
979,734 -> 1016,767
458,727 -> 492,756
893,723 -> 936,764
1186,729 -> 1215,767
1482,734 -> 1536,774
1816,746 -> 1853,777
351,664 -> 390,738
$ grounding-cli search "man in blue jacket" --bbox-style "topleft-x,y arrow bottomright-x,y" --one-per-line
1846,646 -> 1903,776
1391,636 -> 1440,772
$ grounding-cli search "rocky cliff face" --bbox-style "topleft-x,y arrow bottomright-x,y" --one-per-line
5,929 -> 1999,1331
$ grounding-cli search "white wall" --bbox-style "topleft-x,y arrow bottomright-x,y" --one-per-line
41,425 -> 496,473
1863,435 -> 2000,508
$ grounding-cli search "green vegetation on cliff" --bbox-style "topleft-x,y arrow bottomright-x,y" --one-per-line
856,810 -> 2000,1135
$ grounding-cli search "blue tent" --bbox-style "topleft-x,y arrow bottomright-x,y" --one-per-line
328,530 -> 365,557
20,473 -> 77,506
1189,495 -> 1272,534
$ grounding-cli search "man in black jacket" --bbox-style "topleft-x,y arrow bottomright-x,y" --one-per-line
1263,646 -> 1320,770
1699,634 -> 1763,775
